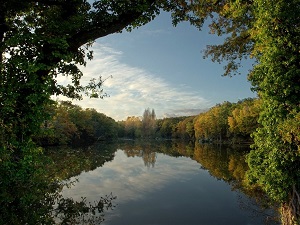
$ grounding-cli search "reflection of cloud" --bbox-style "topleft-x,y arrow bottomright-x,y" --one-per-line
56,43 -> 212,120
61,148 -> 271,225
62,150 -> 202,204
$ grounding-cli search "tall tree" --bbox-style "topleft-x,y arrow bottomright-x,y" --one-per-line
142,108 -> 156,138
246,1 -> 300,224
228,98 -> 261,141
193,1 -> 300,224
123,116 -> 142,138
194,102 -> 232,142
195,0 -> 254,77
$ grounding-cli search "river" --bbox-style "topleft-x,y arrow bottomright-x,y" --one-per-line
59,140 -> 279,225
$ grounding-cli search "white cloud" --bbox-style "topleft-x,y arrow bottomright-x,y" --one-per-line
56,43 -> 211,121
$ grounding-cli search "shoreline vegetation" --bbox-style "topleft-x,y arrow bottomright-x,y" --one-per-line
1,1 -> 299,224
35,98 -> 260,147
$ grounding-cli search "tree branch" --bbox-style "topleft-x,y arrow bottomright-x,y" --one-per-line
68,0 -> 156,51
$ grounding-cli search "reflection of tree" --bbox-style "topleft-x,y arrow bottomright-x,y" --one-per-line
122,141 -> 157,168
120,140 -> 255,191
0,144 -> 117,224
142,151 -> 156,168
193,143 -> 232,181
46,142 -> 117,179
171,141 -> 195,157
192,143 -> 279,223
55,192 -> 116,225
117,141 -> 279,223
120,140 -> 196,168
193,143 -> 253,186
228,154 -> 248,182
1,168 -> 116,225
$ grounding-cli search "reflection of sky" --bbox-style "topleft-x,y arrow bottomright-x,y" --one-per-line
62,150 -> 205,202
62,149 -> 273,225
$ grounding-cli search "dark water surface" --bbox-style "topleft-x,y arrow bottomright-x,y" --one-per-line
62,141 -> 279,225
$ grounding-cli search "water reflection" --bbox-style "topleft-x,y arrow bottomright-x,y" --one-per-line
62,140 -> 279,225
46,142 -> 118,179
193,143 -> 249,183
0,142 -> 117,225
2,140 -> 278,224
122,142 -> 157,168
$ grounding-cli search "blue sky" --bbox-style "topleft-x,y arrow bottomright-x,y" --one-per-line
58,12 -> 256,121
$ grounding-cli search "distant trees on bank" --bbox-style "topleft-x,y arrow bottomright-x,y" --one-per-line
119,98 -> 261,143
36,98 -> 260,145
34,101 -> 120,145
194,98 -> 261,143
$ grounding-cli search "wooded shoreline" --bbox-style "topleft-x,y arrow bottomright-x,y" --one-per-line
35,98 -> 260,147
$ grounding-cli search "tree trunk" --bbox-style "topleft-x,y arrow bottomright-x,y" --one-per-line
281,185 -> 300,225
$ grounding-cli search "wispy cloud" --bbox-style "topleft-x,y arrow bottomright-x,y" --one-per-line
56,43 -> 211,120
140,28 -> 170,36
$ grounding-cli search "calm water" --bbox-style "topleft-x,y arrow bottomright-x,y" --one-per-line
61,141 -> 278,225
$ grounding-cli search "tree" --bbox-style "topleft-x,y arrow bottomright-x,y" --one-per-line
45,101 -> 78,145
228,98 -> 261,142
194,102 -> 232,142
0,2 -> 204,222
0,0 -> 205,158
122,116 -> 142,138
193,1 -> 300,224
195,0 -> 254,77
141,108 -> 156,138
175,116 -> 195,140
245,1 -> 300,223
157,118 -> 173,138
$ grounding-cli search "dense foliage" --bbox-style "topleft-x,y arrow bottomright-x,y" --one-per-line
35,101 -> 119,145
245,1 -> 300,223
119,98 -> 260,143
194,1 -> 300,223
1,0 -> 299,224
0,1 -> 203,224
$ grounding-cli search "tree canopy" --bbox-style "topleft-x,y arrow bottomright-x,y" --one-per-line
196,0 -> 300,223
0,0 -> 205,161
0,1 -> 201,224
1,0 -> 300,224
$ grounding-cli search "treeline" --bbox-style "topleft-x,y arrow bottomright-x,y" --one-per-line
194,98 -> 261,143
35,101 -> 120,145
119,98 -> 261,143
37,98 -> 260,145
